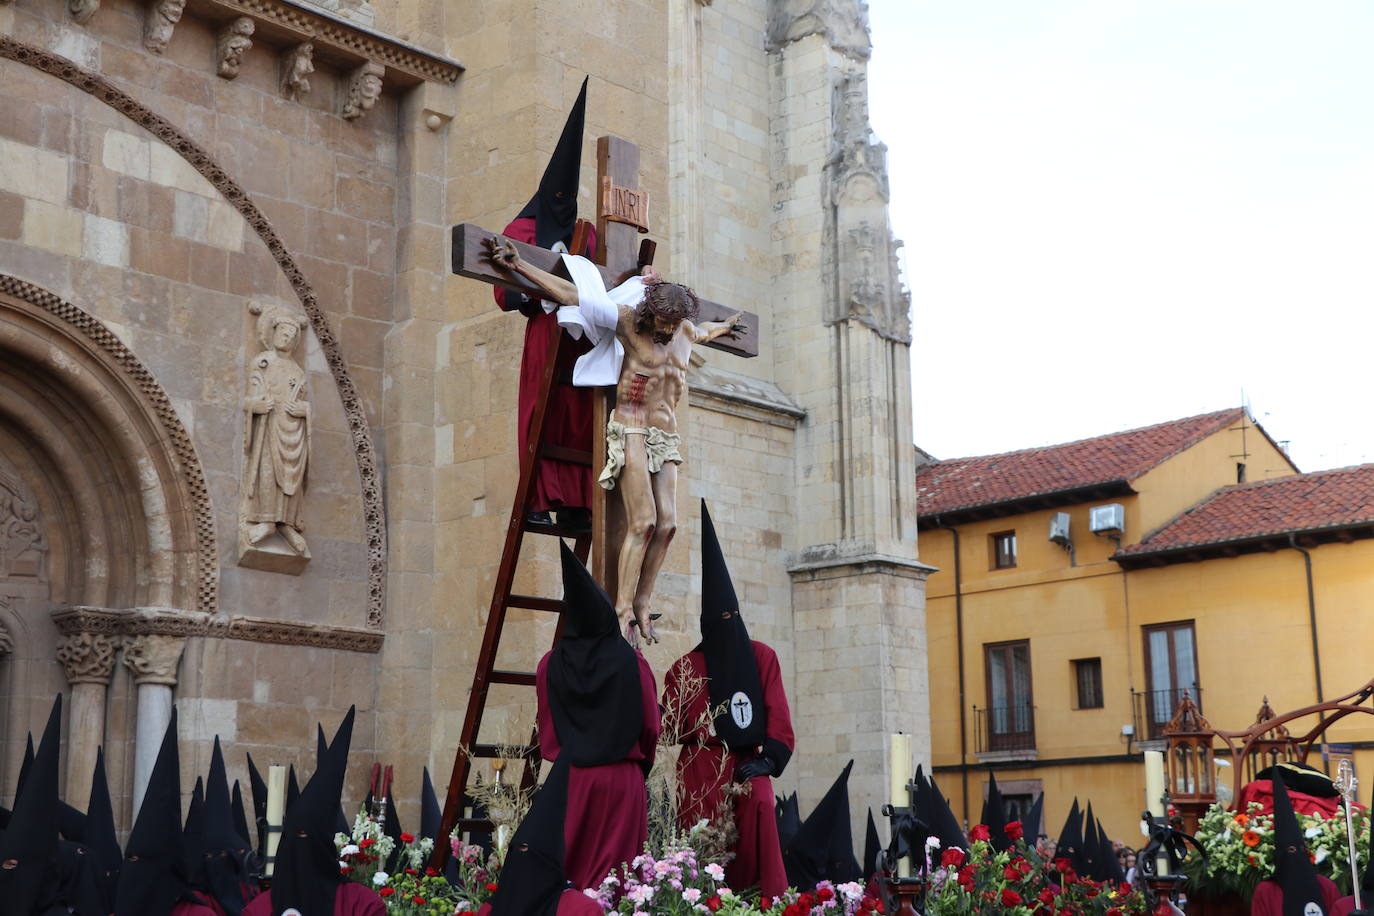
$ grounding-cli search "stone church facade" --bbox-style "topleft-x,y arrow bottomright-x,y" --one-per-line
0,0 -> 927,838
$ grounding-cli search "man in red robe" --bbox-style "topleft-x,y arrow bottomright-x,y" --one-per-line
243,708 -> 387,916
495,77 -> 597,531
531,542 -> 659,891
662,502 -> 795,897
1250,769 -> 1340,916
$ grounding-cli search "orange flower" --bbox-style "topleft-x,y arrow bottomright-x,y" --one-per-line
1234,813 -> 1250,826
1242,830 -> 1261,847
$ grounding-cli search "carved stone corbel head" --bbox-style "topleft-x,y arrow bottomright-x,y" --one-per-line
342,60 -> 385,121
144,0 -> 186,54
282,42 -> 315,100
216,16 -> 255,79
69,0 -> 100,26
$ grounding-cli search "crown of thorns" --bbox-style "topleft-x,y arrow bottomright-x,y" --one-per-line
641,281 -> 700,322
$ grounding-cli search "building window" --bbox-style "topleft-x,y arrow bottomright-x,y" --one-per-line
1142,621 -> 1200,738
1073,658 -> 1103,709
984,640 -> 1034,750
991,531 -> 1017,569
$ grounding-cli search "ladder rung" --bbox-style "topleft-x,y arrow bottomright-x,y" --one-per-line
520,516 -> 591,538
471,743 -> 536,759
542,445 -> 594,466
489,669 -> 537,686
507,594 -> 563,613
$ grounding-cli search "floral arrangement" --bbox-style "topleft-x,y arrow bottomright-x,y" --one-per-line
1183,801 -> 1369,902
923,822 -> 1150,916
336,807 -> 459,915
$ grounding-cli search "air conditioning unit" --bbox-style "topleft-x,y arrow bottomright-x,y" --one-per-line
1089,503 -> 1125,536
1048,512 -> 1071,546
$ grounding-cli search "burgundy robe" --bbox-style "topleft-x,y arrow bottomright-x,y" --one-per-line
535,649 -> 660,891
476,889 -> 603,916
240,882 -> 386,916
662,641 -> 795,898
494,217 -> 597,514
171,902 -> 221,916
1251,875 -> 1342,916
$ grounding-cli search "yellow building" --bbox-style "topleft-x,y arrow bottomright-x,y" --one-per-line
917,408 -> 1374,847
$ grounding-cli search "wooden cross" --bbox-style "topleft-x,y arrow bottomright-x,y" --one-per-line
450,134 -> 758,591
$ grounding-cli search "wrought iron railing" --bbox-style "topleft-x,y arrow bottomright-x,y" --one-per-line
974,703 -> 1036,753
1133,686 -> 1203,740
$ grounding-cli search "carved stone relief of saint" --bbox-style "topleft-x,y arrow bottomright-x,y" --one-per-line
239,302 -> 311,574
0,467 -> 46,580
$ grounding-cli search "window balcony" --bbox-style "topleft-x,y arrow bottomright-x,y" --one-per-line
974,704 -> 1037,760
1133,686 -> 1203,741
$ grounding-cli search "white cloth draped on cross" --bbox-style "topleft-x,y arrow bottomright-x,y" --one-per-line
554,253 -> 648,386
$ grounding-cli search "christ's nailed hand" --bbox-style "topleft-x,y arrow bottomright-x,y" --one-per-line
482,236 -> 519,270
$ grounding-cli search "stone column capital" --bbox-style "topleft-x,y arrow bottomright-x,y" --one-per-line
55,631 -> 118,685
122,634 -> 186,686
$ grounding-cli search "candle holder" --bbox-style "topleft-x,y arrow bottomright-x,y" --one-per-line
1143,872 -> 1186,915
884,874 -> 928,916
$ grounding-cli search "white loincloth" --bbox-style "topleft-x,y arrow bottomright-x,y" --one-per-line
555,253 -> 647,387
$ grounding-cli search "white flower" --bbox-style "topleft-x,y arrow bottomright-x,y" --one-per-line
683,888 -> 702,903
1305,826 -> 1322,839
705,863 -> 726,881
1315,848 -> 1329,864
372,871 -> 389,886
340,844 -> 360,856
926,835 -> 942,849
719,888 -> 735,899
337,860 -> 348,870
583,888 -> 600,899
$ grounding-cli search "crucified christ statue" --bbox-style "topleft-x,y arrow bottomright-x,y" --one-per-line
483,237 -> 746,645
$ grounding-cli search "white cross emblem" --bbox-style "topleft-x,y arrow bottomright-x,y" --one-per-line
730,691 -> 753,728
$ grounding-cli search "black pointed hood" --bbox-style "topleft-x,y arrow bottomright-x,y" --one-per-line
57,838 -> 107,916
231,781 -> 253,861
923,772 -> 968,851
1272,768 -> 1328,916
784,760 -> 863,887
1057,798 -> 1083,867
15,732 -> 35,796
246,753 -> 268,858
699,501 -> 767,750
286,765 -> 300,814
776,792 -> 802,852
981,774 -> 1010,852
421,767 -> 442,842
0,695 -> 62,915
515,77 -> 588,249
1024,793 -> 1044,847
1080,802 -> 1101,877
85,747 -> 122,910
545,541 -> 644,767
203,738 -> 253,916
272,707 -> 355,916
183,777 -> 206,882
863,808 -> 881,879
115,708 -> 195,916
488,758 -> 572,916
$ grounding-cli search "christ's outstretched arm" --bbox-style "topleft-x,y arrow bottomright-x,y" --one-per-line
481,237 -> 580,306
692,311 -> 748,344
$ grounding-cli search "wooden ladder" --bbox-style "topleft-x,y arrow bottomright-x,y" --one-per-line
433,221 -> 596,860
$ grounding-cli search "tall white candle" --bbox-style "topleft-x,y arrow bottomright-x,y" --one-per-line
264,765 -> 287,879
1143,751 -> 1169,876
890,733 -> 913,878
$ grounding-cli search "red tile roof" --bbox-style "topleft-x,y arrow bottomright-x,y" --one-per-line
1117,464 -> 1374,558
917,408 -> 1246,519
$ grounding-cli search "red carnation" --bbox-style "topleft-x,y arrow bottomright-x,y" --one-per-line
412,896 -> 425,905
484,882 -> 499,893
1005,864 -> 1022,881
359,838 -> 375,848
818,886 -> 835,901
400,832 -> 415,844
1015,857 -> 1033,875
1001,888 -> 1023,907
969,823 -> 991,842
378,887 -> 395,897
784,905 -> 803,916
941,848 -> 966,868
706,895 -> 722,912
1038,888 -> 1056,905
1005,820 -> 1024,841
797,892 -> 814,909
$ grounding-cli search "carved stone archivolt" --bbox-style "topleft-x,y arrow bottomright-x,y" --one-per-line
766,0 -> 871,60
0,37 -> 386,628
0,466 -> 47,580
215,16 -> 255,79
0,621 -> 13,657
240,301 -> 312,574
342,60 -> 384,120
55,632 -> 118,685
122,634 -> 186,686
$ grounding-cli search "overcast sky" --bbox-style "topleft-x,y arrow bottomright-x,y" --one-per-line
867,1 -> 1374,472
